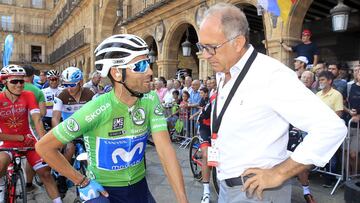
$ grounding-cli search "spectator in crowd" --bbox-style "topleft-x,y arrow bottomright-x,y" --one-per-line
315,71 -> 343,187
174,79 -> 183,98
347,64 -> 360,97
339,63 -> 350,81
328,63 -> 347,99
345,64 -> 360,176
301,71 -> 317,93
154,79 -> 167,102
38,70 -> 49,89
83,71 -> 102,94
209,77 -> 217,97
163,79 -> 175,104
183,76 -> 193,93
179,91 -> 190,135
159,76 -> 167,87
281,29 -> 319,67
198,3 -> 346,202
311,62 -> 326,91
294,56 -> 309,79
188,80 -> 202,113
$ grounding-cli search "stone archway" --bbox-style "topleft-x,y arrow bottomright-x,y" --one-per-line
143,35 -> 159,77
162,20 -> 199,79
98,1 -> 118,42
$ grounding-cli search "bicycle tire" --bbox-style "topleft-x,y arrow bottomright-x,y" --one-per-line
11,169 -> 27,203
3,173 -> 11,203
189,136 -> 202,180
211,168 -> 219,195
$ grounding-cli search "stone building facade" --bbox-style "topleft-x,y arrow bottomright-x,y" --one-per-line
0,0 -> 359,80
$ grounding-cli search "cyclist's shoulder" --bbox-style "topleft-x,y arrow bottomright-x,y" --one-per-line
82,87 -> 96,97
140,91 -> 159,103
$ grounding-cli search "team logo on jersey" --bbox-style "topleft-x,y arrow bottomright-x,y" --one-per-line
66,118 -> 79,132
154,104 -> 164,116
97,133 -> 148,170
131,108 -> 146,125
112,117 -> 124,130
2,102 -> 8,106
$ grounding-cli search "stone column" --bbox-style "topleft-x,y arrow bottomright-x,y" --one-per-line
197,52 -> 213,79
156,59 -> 179,79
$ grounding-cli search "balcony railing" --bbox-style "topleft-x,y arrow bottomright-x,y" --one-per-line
49,28 -> 90,64
0,53 -> 49,64
0,0 -> 47,9
0,23 -> 49,35
49,0 -> 83,36
120,0 -> 172,26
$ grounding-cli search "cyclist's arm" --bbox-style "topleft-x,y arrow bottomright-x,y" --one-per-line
31,112 -> 46,138
0,133 -> 24,142
35,131 -> 85,185
152,130 -> 188,203
52,110 -> 61,128
39,101 -> 47,118
52,97 -> 63,128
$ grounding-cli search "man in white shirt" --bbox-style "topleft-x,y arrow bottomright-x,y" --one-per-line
198,3 -> 347,202
163,79 -> 175,104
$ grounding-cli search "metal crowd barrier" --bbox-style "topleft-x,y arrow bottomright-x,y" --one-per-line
346,119 -> 360,181
314,118 -> 360,195
163,103 -> 199,149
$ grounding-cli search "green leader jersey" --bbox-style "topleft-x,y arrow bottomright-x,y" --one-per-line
52,90 -> 167,186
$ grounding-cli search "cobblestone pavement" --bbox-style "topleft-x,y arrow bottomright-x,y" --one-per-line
26,143 -> 345,203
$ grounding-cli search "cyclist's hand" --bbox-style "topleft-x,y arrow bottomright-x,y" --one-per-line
79,179 -> 109,201
23,134 -> 37,146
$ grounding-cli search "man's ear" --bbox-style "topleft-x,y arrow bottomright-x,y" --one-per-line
110,68 -> 122,80
234,36 -> 246,53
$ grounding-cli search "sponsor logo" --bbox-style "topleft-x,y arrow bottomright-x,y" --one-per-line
154,104 -> 164,116
131,108 -> 146,125
0,107 -> 26,117
108,130 -> 126,137
113,59 -> 125,64
66,118 -> 80,132
66,106 -> 72,111
112,117 -> 124,130
3,102 -> 8,106
96,133 -> 148,170
143,94 -> 155,101
85,103 -> 111,123
79,189 -> 96,201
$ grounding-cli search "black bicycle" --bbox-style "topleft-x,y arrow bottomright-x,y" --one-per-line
0,147 -> 34,203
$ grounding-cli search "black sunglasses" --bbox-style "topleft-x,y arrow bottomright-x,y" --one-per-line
8,79 -> 25,85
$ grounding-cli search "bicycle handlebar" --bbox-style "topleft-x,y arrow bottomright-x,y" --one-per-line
0,147 -> 35,152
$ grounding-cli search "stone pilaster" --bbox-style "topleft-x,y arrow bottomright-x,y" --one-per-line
197,52 -> 213,79
156,59 -> 179,79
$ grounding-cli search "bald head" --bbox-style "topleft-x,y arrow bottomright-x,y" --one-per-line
301,71 -> 315,89
192,80 -> 201,91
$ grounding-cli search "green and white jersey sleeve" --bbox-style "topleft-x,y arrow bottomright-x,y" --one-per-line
52,90 -> 167,187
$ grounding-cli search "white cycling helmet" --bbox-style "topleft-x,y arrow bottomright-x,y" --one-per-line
94,34 -> 149,77
46,69 -> 60,78
0,64 -> 26,79
61,66 -> 83,83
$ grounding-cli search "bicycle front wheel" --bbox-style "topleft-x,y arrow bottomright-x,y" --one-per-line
211,167 -> 219,195
189,136 -> 202,180
11,169 -> 27,203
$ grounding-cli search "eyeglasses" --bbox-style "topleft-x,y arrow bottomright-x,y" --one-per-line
117,59 -> 150,73
63,83 -> 78,88
8,79 -> 25,85
196,34 -> 241,56
49,78 -> 58,82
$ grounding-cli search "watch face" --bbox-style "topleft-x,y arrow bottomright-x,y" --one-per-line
155,22 -> 165,42
196,5 -> 208,27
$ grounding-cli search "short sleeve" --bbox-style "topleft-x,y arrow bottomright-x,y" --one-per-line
26,91 -> 40,114
148,92 -> 168,133
52,100 -> 99,144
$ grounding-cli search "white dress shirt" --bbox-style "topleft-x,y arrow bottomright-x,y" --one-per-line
213,46 -> 347,180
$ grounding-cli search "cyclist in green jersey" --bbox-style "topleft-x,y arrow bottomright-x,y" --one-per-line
36,34 -> 188,203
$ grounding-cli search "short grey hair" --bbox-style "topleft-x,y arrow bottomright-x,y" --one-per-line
90,71 -> 101,79
202,3 -> 249,46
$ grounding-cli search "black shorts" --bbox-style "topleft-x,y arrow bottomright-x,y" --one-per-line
199,126 -> 211,148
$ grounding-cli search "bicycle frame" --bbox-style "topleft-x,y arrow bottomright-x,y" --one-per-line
0,147 -> 34,203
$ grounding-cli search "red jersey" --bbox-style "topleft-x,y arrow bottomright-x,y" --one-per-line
0,90 -> 39,147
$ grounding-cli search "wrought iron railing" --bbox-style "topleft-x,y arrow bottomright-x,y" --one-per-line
49,0 -> 83,36
49,28 -> 90,64
0,53 -> 49,65
0,0 -> 47,9
0,23 -> 49,35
